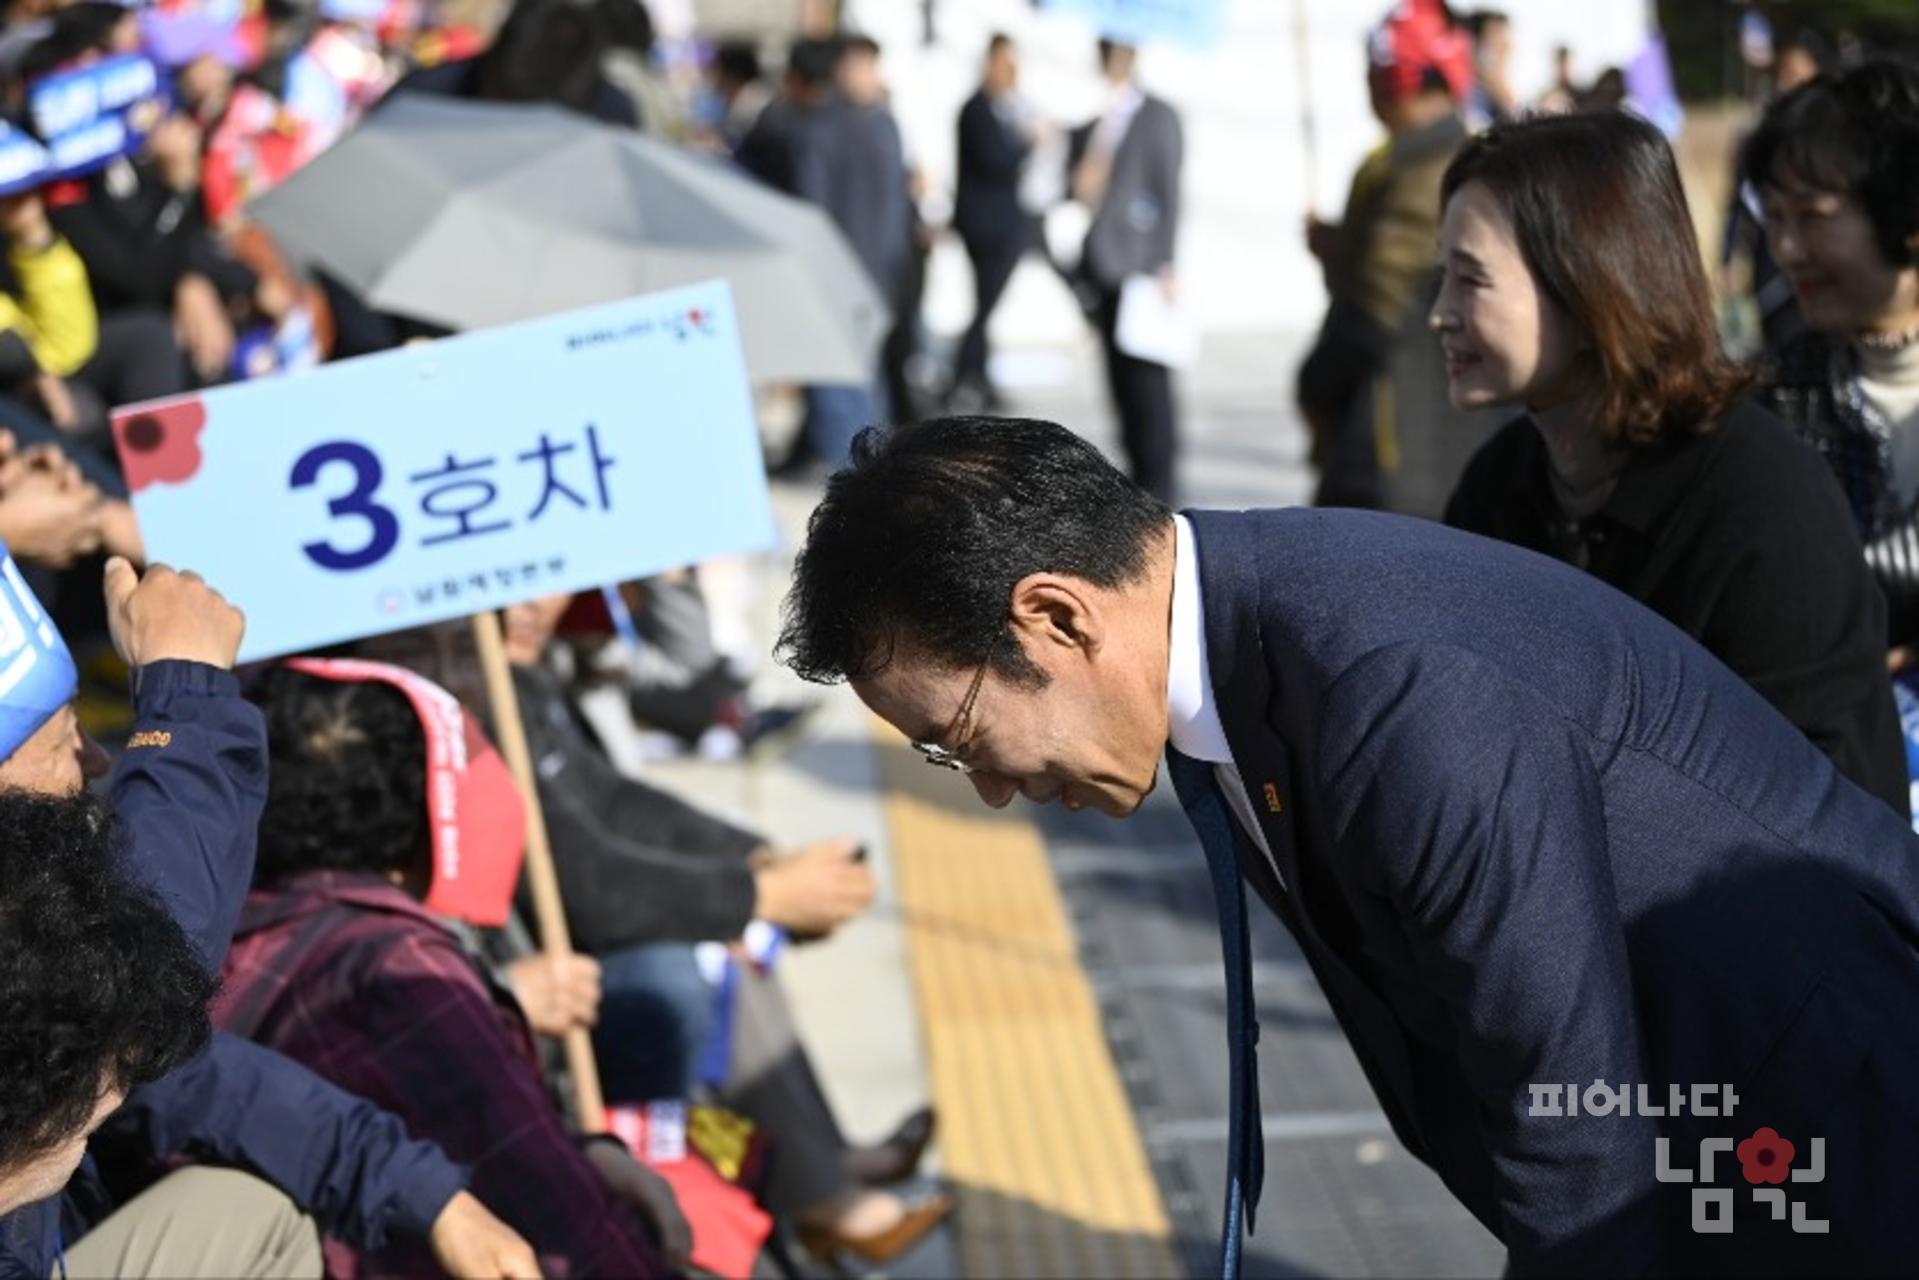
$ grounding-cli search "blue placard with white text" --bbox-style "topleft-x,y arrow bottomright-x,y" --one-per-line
1044,0 -> 1224,50
29,55 -> 168,179
111,281 -> 776,661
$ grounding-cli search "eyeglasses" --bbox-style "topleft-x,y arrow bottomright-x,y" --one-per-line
911,633 -> 1000,774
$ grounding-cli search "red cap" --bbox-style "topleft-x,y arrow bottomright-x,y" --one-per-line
1368,0 -> 1473,103
282,657 -> 527,927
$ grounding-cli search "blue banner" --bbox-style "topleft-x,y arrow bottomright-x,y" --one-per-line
1045,0 -> 1225,50
0,123 -> 51,199
28,55 -> 167,180
0,544 -> 77,761
111,281 -> 778,661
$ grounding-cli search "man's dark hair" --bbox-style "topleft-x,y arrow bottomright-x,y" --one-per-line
1743,58 -> 1919,269
1777,29 -> 1832,74
597,0 -> 654,57
0,791 -> 212,1169
986,32 -> 1012,56
249,668 -> 429,884
1464,9 -> 1507,41
777,417 -> 1170,687
785,37 -> 838,90
1442,111 -> 1751,445
838,33 -> 880,61
714,39 -> 760,88
475,0 -> 611,113
18,2 -> 125,80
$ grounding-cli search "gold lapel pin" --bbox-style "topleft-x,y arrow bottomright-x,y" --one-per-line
1262,782 -> 1283,814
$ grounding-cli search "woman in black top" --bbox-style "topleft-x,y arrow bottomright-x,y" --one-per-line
1434,112 -> 1907,817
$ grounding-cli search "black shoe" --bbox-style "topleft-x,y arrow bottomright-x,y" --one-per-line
846,1108 -> 937,1186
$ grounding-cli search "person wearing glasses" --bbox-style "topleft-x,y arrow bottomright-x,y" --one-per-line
776,414 -> 1919,1276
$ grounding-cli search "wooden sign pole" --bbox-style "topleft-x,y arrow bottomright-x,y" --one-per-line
470,609 -> 606,1133
1293,0 -> 1320,216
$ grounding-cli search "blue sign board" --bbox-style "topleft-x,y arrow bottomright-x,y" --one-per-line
112,281 -> 777,661
28,55 -> 168,180
0,544 -> 76,759
1045,0 -> 1224,50
0,123 -> 51,198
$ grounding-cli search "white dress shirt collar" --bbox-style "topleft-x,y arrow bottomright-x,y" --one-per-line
1091,80 -> 1146,155
1166,514 -> 1234,765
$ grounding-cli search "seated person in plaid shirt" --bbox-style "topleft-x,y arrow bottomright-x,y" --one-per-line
214,661 -> 681,1279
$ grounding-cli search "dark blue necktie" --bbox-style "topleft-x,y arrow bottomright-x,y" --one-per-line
1166,747 -> 1264,1278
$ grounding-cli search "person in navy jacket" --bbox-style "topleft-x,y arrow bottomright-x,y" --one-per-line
0,555 -> 538,1279
779,417 -> 1919,1276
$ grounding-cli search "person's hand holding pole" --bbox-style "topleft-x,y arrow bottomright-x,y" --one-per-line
102,557 -> 245,670
505,951 -> 602,1038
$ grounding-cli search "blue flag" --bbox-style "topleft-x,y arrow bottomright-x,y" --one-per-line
0,546 -> 76,762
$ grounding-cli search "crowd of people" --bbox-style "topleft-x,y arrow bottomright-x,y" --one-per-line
1280,1 -> 1919,836
0,7 -> 974,1274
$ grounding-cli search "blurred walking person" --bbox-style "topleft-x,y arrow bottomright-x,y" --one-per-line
1298,0 -> 1470,509
834,35 -> 928,426
748,36 -> 908,470
950,33 -> 1036,412
1462,9 -> 1516,129
1068,39 -> 1183,502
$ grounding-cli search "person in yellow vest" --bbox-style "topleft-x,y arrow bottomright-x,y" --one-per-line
0,189 -> 99,412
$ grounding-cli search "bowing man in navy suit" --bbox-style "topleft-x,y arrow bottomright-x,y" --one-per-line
777,415 -> 1919,1277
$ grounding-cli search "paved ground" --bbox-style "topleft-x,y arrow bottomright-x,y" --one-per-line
654,327 -> 1507,1277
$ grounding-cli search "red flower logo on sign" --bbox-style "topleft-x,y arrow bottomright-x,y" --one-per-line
1736,1127 -> 1795,1185
112,397 -> 207,494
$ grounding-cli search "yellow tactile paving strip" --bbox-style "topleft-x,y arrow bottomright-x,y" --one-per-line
875,720 -> 1181,1278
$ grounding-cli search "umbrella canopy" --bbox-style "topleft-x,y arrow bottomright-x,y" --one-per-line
249,94 -> 890,383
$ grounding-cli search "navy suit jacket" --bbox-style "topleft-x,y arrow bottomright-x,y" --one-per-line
1068,95 -> 1182,291
954,90 -> 1030,248
1185,508 -> 1919,1274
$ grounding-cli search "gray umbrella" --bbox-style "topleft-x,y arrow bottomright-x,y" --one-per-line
248,94 -> 890,383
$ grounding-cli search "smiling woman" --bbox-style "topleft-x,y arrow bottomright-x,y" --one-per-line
1429,112 -> 1748,444
1436,110 -> 1910,819
1746,61 -> 1919,646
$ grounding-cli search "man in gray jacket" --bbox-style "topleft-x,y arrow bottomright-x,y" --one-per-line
1069,40 -> 1184,502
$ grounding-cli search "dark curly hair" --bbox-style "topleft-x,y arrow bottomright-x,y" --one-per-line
776,416 -> 1170,688
0,791 -> 212,1168
248,668 -> 430,885
1744,59 -> 1919,269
